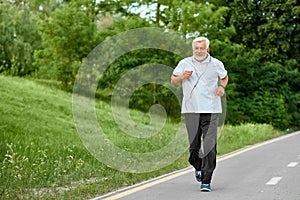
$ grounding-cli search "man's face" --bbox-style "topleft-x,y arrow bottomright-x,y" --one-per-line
193,41 -> 209,61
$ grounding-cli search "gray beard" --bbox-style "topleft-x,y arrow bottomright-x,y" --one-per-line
194,55 -> 207,61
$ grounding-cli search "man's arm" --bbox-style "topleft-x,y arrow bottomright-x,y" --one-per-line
170,75 -> 183,85
215,75 -> 228,96
219,75 -> 228,88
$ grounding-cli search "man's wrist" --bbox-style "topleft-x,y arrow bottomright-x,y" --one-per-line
219,84 -> 226,89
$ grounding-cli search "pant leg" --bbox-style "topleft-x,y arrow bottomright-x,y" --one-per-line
200,113 -> 219,184
185,113 -> 202,171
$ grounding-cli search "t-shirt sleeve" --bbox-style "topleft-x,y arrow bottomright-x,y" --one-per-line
217,60 -> 227,79
173,60 -> 184,77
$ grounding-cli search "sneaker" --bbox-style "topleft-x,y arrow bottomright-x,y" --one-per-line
200,183 -> 211,192
195,171 -> 201,182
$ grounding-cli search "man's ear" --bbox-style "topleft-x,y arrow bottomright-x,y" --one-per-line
207,48 -> 210,52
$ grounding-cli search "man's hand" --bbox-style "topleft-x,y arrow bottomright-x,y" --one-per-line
171,70 -> 193,85
182,70 -> 193,80
215,76 -> 228,96
215,86 -> 225,96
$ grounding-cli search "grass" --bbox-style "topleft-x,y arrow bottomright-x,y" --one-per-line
0,75 -> 286,199
217,123 -> 282,155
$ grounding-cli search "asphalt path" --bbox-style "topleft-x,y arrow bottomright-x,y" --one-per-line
94,131 -> 300,200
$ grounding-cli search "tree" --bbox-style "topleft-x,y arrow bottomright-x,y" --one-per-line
227,0 -> 300,129
0,1 -> 41,75
34,1 -> 99,90
230,0 -> 300,63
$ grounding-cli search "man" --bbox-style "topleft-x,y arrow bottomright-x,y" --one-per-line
171,36 -> 228,192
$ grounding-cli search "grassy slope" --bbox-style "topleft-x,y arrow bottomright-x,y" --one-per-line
0,76 -> 284,199
0,76 -> 190,199
1,76 -> 97,198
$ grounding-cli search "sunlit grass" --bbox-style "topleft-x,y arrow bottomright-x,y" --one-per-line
0,76 -> 286,199
218,123 -> 282,155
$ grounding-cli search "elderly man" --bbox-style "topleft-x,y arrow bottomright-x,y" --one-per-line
171,36 -> 228,192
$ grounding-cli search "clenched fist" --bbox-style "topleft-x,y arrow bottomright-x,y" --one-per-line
182,70 -> 193,80
215,86 -> 225,96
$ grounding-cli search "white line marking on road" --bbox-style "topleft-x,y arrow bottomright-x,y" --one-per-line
287,162 -> 298,167
266,177 -> 282,185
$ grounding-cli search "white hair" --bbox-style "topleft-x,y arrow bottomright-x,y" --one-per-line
192,36 -> 210,49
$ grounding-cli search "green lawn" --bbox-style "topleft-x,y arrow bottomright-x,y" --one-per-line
0,75 -> 284,199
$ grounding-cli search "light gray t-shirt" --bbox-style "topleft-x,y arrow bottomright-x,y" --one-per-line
173,55 -> 227,113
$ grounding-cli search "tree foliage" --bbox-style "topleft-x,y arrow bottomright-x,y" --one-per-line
0,1 -> 41,75
34,1 -> 99,89
230,0 -> 300,63
226,0 -> 300,129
